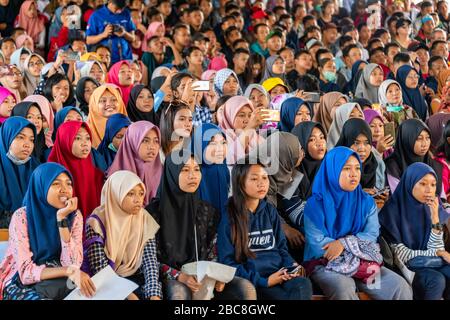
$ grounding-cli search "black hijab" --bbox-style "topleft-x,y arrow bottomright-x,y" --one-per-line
147,150 -> 218,269
126,84 -> 157,124
335,118 -> 378,189
75,77 -> 100,116
385,119 -> 443,193
291,121 -> 326,199
11,102 -> 47,163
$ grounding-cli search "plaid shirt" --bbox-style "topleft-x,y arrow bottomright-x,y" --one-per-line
193,105 -> 212,127
85,225 -> 162,299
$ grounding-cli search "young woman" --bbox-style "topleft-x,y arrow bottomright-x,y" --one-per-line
43,73 -> 75,112
48,121 -> 104,221
15,1 -> 46,53
0,65 -> 26,102
363,109 -> 394,158
87,84 -> 128,148
260,55 -> 287,84
261,77 -> 290,100
335,118 -> 386,191
218,96 -> 267,164
107,61 -> 135,105
379,163 -> 450,300
84,170 -> 162,300
218,161 -> 313,300
108,121 -> 163,206
244,84 -> 270,110
79,61 -> 105,85
192,123 -> 230,217
0,162 -> 94,300
385,119 -> 443,194
184,46 -> 204,80
304,147 -> 412,300
0,87 -> 16,124
355,63 -> 384,103
97,114 -> 131,168
11,101 -> 47,162
214,68 -> 243,97
326,102 -> 364,150
313,91 -> 349,134
160,100 -> 193,156
396,65 -> 429,121
75,77 -> 100,117
10,46 -> 31,70
23,94 -> 55,148
22,53 -> 45,96
0,117 -> 38,228
147,151 -> 255,300
52,107 -> 83,141
126,84 -> 157,124
279,97 -> 313,132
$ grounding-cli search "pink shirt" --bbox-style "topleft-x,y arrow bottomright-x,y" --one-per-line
0,207 -> 83,300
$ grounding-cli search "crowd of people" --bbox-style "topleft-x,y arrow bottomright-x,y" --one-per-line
0,0 -> 449,301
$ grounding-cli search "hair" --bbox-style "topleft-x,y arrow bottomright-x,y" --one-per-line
373,28 -> 388,38
421,0 -> 433,10
315,48 -> 331,64
357,22 -> 368,32
0,37 -> 16,47
384,42 -> 400,55
342,44 -> 359,57
188,5 -> 201,14
254,23 -> 269,35
170,72 -> 193,97
437,120 -> 450,160
278,46 -> 294,55
69,31 -> 86,45
296,74 -> 320,91
160,100 -> 191,155
225,2 -> 240,14
225,26 -> 240,39
305,25 -> 321,34
221,15 -> 236,28
232,38 -> 248,50
302,15 -> 315,25
227,161 -> 266,263
429,55 -> 446,69
369,47 -> 385,59
295,49 -> 311,59
172,23 -> 189,36
318,57 -> 333,68
250,53 -> 265,83
234,48 -> 250,56
431,40 -> 447,53
183,46 -> 202,64
43,73 -> 74,104
339,35 -> 354,49
386,16 -> 399,28
393,52 -> 411,65
146,7 -> 162,20
367,37 -> 383,51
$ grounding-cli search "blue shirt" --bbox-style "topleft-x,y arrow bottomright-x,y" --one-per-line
86,5 -> 136,64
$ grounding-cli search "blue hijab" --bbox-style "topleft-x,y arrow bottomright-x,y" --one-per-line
279,97 -> 313,132
52,106 -> 83,141
25,163 -> 76,265
97,114 -> 131,168
304,146 -> 375,239
192,123 -> 230,217
346,60 -> 367,94
0,117 -> 39,212
379,163 -> 449,250
396,65 -> 428,121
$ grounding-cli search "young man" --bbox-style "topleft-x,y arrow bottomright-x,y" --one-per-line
232,48 -> 251,90
188,6 -> 204,33
426,55 -> 448,92
250,23 -> 270,58
287,49 -> 313,90
369,47 -> 389,78
415,14 -> 436,46
265,29 -> 283,57
172,23 -> 191,58
339,44 -> 363,84
279,47 -> 295,74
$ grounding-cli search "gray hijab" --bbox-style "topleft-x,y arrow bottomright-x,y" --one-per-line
355,63 -> 382,103
260,55 -> 287,83
327,103 -> 364,150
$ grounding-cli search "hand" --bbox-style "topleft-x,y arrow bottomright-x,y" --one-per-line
57,197 -> 78,220
52,94 -> 65,112
178,273 -> 201,293
295,89 -> 307,100
103,25 -> 114,39
160,70 -> 177,95
246,107 -> 269,129
323,240 -> 344,261
376,135 -> 394,154
267,269 -> 288,287
114,27 -> 125,38
181,79 -> 199,108
281,224 -> 305,248
215,281 -> 225,292
127,293 -> 139,300
426,196 -> 440,223
150,296 -> 161,300
68,269 -> 96,298
437,250 -> 450,263
55,50 -> 67,68
161,37 -> 174,48
363,188 -> 376,195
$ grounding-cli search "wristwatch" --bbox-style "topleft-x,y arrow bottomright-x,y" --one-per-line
57,218 -> 69,228
431,223 -> 444,231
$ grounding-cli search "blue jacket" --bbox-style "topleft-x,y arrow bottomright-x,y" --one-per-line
218,199 -> 296,288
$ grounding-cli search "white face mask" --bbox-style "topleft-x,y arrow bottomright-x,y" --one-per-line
6,150 -> 31,165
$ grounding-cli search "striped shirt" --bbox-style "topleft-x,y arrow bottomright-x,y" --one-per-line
392,230 -> 445,264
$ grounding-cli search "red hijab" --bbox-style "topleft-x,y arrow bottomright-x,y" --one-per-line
48,121 -> 104,221
107,61 -> 133,105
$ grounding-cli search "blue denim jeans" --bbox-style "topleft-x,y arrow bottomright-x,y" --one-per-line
256,277 -> 312,300
410,264 -> 450,300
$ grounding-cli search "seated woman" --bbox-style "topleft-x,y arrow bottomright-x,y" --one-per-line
97,114 -> 131,168
244,84 -> 270,110
313,91 -> 348,134
108,121 -> 163,206
378,79 -> 418,129
379,163 -> 450,300
363,109 -> 394,159
0,162 -> 94,300
303,146 -> 412,300
0,87 -> 16,124
127,84 -> 158,124
43,73 -> 76,112
335,118 -> 386,191
147,150 -> 256,300
85,170 -> 162,300
261,77 -> 290,100
79,61 -> 105,85
75,76 -> 100,117
218,96 -> 266,164
260,55 -> 287,84
87,84 -> 128,148
53,106 -> 83,140
22,53 -> 46,96
279,97 -> 313,132
218,160 -> 312,300
326,102 -> 364,150
23,94 -> 55,149
385,119 -> 443,194
0,117 -> 39,228
355,63 -> 384,103
396,65 -> 429,121
192,123 -> 230,217
213,68 -> 243,98
107,61 -> 134,105
48,121 -> 104,222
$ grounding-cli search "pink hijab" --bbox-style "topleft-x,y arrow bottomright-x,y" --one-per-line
141,22 -> 165,52
23,94 -> 54,147
208,55 -> 228,71
107,61 -> 133,105
0,87 -> 16,123
16,1 -> 45,43
107,121 -> 163,205
15,35 -> 35,52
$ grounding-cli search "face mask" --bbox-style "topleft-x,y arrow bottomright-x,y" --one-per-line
44,127 -> 50,135
323,71 -> 337,83
386,105 -> 404,112
7,150 -> 31,165
108,142 -> 118,152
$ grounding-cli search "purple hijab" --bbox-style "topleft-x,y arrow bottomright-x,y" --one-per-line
107,120 -> 163,205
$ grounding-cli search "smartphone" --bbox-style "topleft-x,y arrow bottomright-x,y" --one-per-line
64,51 -> 80,61
112,24 -> 123,33
384,122 -> 396,140
285,265 -> 302,274
261,109 -> 281,122
371,187 -> 390,198
302,92 -> 320,103
192,80 -> 210,91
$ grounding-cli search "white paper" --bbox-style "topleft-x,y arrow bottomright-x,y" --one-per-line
64,265 -> 138,300
181,261 -> 236,300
